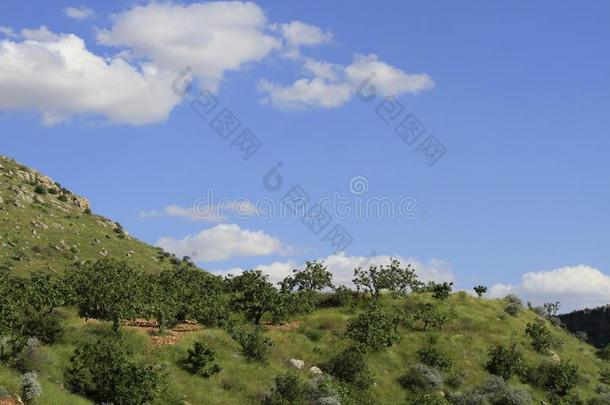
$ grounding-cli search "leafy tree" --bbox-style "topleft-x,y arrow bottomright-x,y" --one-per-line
141,271 -> 180,332
172,265 -> 227,326
525,320 -> 556,354
280,260 -> 333,293
263,372 -> 308,405
543,302 -> 561,318
228,270 -> 278,325
346,304 -> 400,350
324,346 -> 374,390
66,258 -> 140,332
428,282 -> 453,300
486,344 -> 526,381
414,303 -> 449,331
474,285 -> 488,298
65,337 -> 165,405
352,258 -> 419,300
182,341 -> 221,378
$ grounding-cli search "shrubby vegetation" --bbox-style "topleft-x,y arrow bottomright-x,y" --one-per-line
486,343 -> 526,380
182,340 -> 222,378
263,372 -> 308,405
525,319 -> 559,354
352,258 -> 419,299
346,304 -> 400,350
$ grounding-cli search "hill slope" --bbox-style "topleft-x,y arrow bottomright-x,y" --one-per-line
0,155 -> 178,275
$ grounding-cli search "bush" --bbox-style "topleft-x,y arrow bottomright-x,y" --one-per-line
182,341 -> 221,378
486,344 -> 526,380
346,305 -> 400,350
65,337 -> 165,404
414,303 -> 449,331
232,328 -> 272,362
307,375 -> 342,404
450,376 -> 532,405
20,372 -> 42,404
529,360 -> 579,396
322,285 -> 353,308
323,346 -> 374,390
399,363 -> 442,392
417,346 -> 453,370
11,338 -> 46,373
33,185 -> 47,195
598,345 -> 610,361
602,369 -> 610,385
429,282 -> 453,300
405,391 -> 449,404
504,295 -> 523,316
22,312 -> 63,344
264,372 -> 308,405
525,320 -> 556,354
474,285 -> 487,298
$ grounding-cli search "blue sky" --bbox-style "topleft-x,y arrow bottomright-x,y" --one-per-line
1,1 -> 609,310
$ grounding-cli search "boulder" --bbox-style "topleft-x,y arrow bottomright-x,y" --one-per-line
289,359 -> 305,370
309,366 -> 323,375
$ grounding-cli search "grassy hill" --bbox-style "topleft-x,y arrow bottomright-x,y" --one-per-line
0,155 -> 180,276
0,294 -> 608,404
0,155 -> 608,404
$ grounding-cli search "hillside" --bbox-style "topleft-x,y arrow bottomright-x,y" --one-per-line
0,155 -> 180,275
0,156 -> 609,405
560,305 -> 610,349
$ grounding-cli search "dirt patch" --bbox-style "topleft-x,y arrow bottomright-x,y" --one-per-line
265,320 -> 302,332
125,319 -> 201,348
0,398 -> 22,405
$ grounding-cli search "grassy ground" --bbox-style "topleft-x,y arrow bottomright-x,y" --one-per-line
0,293 -> 606,404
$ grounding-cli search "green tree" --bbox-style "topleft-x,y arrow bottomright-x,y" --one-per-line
173,265 -> 227,326
324,346 -> 374,390
414,303 -> 449,331
346,304 -> 400,350
473,285 -> 487,298
428,281 -> 453,300
486,344 -> 526,381
228,270 -> 278,325
352,258 -> 419,300
66,258 -> 140,332
279,260 -> 333,311
141,271 -> 180,332
533,360 -> 580,396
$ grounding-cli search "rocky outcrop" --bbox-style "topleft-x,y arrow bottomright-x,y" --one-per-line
559,305 -> 610,348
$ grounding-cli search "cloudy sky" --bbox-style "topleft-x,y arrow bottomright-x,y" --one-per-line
1,1 -> 609,311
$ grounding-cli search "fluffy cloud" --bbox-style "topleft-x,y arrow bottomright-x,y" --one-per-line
156,224 -> 290,261
259,54 -> 435,109
0,28 -> 180,125
489,265 -> 610,311
97,1 -> 280,92
64,6 -> 95,20
213,252 -> 454,286
276,21 -> 332,48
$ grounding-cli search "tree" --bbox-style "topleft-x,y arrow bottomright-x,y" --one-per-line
66,258 -> 140,332
172,265 -> 227,326
525,320 -> 556,354
414,304 -> 449,331
486,344 -> 526,381
228,270 -> 278,325
428,282 -> 453,300
279,261 -> 333,311
65,337 -> 165,405
543,301 -> 561,318
141,271 -> 180,332
352,258 -> 419,300
346,304 -> 400,350
532,360 -> 579,396
182,341 -> 221,377
473,285 -> 487,298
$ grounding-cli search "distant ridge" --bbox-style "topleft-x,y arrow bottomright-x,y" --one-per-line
559,304 -> 610,348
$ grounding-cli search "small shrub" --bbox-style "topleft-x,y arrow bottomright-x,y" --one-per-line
11,338 -> 46,373
598,345 -> 610,361
529,360 -> 579,396
307,375 -> 341,404
601,369 -> 610,385
474,285 -> 487,298
464,376 -> 532,405
232,328 -> 272,362
430,282 -> 453,300
22,312 -> 63,344
20,372 -> 42,404
417,346 -> 453,370
33,185 -> 47,195
323,346 -> 374,390
486,344 -> 526,380
405,391 -> 449,404
57,194 -> 69,202
504,295 -> 523,316
182,341 -> 221,378
399,363 -> 442,392
446,370 -> 467,389
263,372 -> 308,405
525,320 -> 556,354
414,303 -> 449,331
323,285 -> 353,308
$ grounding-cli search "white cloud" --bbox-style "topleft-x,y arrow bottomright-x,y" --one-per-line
0,26 -> 18,39
489,265 -> 610,311
139,200 -> 258,222
259,54 -> 434,109
64,6 -> 95,20
0,28 -> 180,125
212,252 -> 454,286
276,21 -> 332,48
156,224 -> 290,262
97,1 -> 280,92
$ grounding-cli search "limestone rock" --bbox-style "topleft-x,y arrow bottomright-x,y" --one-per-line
289,359 -> 305,370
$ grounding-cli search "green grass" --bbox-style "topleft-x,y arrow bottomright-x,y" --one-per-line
1,294 -> 607,404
